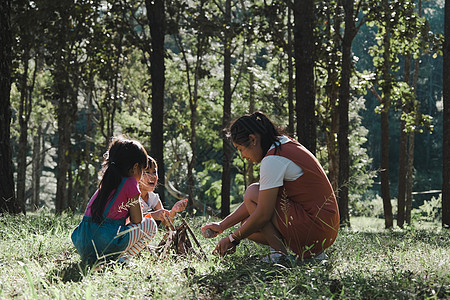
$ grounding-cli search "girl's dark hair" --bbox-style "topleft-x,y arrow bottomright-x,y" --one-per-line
91,137 -> 148,223
145,155 -> 158,189
228,111 -> 283,155
147,155 -> 158,170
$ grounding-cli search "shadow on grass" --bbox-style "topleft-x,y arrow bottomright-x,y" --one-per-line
186,254 -> 339,299
47,260 -> 85,283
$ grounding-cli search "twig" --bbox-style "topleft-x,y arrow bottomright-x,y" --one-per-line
182,219 -> 207,260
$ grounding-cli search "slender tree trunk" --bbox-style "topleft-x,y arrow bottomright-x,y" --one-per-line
0,0 -> 19,214
245,71 -> 255,188
31,124 -> 43,211
147,0 -> 166,205
443,0 -> 450,229
337,0 -> 355,228
187,46 -> 201,215
187,97 -> 197,214
326,3 -> 341,196
17,51 -> 30,210
397,53 -> 411,228
54,61 -> 73,214
405,131 -> 415,224
379,0 -> 393,228
405,0 -> 422,225
287,5 -> 295,136
221,0 -> 232,218
82,83 -> 93,212
294,0 -> 316,154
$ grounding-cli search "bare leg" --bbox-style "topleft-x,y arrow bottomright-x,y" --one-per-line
243,183 -> 288,254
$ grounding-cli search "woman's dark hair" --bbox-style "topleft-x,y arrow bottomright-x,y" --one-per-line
91,137 -> 148,223
228,111 -> 283,155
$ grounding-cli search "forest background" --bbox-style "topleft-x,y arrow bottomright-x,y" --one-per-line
0,0 -> 449,229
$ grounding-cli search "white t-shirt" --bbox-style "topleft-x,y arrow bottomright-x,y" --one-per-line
140,191 -> 161,212
259,135 -> 304,191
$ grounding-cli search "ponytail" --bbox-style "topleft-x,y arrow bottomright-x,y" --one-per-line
91,137 -> 148,223
228,112 -> 283,155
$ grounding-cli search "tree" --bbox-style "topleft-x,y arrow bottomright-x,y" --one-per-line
11,0 -> 41,212
443,0 -> 450,228
147,0 -> 166,206
294,0 -> 316,154
0,0 -> 19,214
221,0 -> 232,218
338,0 -> 358,227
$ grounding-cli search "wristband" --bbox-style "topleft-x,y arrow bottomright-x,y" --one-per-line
228,233 -> 240,246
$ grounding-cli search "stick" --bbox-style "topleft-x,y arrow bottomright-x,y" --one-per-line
182,219 -> 207,260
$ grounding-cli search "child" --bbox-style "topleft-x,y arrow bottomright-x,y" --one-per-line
139,155 -> 187,227
71,137 -> 158,265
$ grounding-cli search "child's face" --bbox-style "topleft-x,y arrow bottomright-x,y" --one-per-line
139,165 -> 158,193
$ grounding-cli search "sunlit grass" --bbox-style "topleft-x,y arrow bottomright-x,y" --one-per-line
0,211 -> 448,299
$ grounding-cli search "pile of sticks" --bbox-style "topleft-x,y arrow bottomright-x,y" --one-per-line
156,216 -> 207,261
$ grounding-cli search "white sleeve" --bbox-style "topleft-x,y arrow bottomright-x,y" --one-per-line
259,155 -> 304,191
146,192 -> 161,210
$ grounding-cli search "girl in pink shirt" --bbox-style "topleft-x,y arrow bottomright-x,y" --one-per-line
71,137 -> 158,265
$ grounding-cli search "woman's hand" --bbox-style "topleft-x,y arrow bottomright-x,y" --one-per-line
212,236 -> 236,257
171,199 -> 188,214
201,222 -> 223,238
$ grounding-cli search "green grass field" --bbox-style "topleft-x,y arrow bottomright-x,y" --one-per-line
0,211 -> 448,299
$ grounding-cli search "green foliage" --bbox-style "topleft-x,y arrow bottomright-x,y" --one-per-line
7,0 -> 445,218
413,194 -> 442,223
350,193 -> 397,218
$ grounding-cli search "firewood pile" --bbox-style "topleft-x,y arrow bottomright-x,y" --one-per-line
155,216 -> 207,261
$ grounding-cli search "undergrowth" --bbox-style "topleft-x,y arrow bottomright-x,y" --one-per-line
0,210 -> 448,299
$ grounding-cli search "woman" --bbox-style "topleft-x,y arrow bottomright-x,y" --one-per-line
201,112 -> 339,262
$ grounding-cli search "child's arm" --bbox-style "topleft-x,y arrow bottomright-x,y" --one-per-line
169,199 -> 188,218
128,195 -> 143,224
150,209 -> 170,221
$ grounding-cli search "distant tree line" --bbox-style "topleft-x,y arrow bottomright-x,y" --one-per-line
0,0 -> 449,229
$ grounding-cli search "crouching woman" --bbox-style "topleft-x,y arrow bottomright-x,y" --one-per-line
202,112 -> 340,262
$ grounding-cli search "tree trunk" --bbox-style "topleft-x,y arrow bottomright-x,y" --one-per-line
147,0 -> 166,206
443,0 -> 450,229
380,0 -> 393,228
326,3 -> 341,197
0,0 -> 19,214
187,52 -> 200,215
287,5 -> 295,136
81,82 -> 94,212
405,131 -> 415,224
54,62 -> 72,214
17,50 -> 30,210
405,0 -> 422,225
397,53 -> 412,228
337,0 -> 355,228
31,124 -> 43,211
442,0 -> 450,229
221,0 -> 232,218
397,117 -> 407,227
245,71 -> 255,188
294,0 -> 316,154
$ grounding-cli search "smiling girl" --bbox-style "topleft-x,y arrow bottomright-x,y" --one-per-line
139,155 -> 187,227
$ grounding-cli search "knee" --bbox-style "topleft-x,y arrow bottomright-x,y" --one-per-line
143,217 -> 158,235
244,183 -> 260,204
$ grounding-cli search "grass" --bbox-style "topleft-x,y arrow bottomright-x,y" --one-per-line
0,210 -> 449,299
